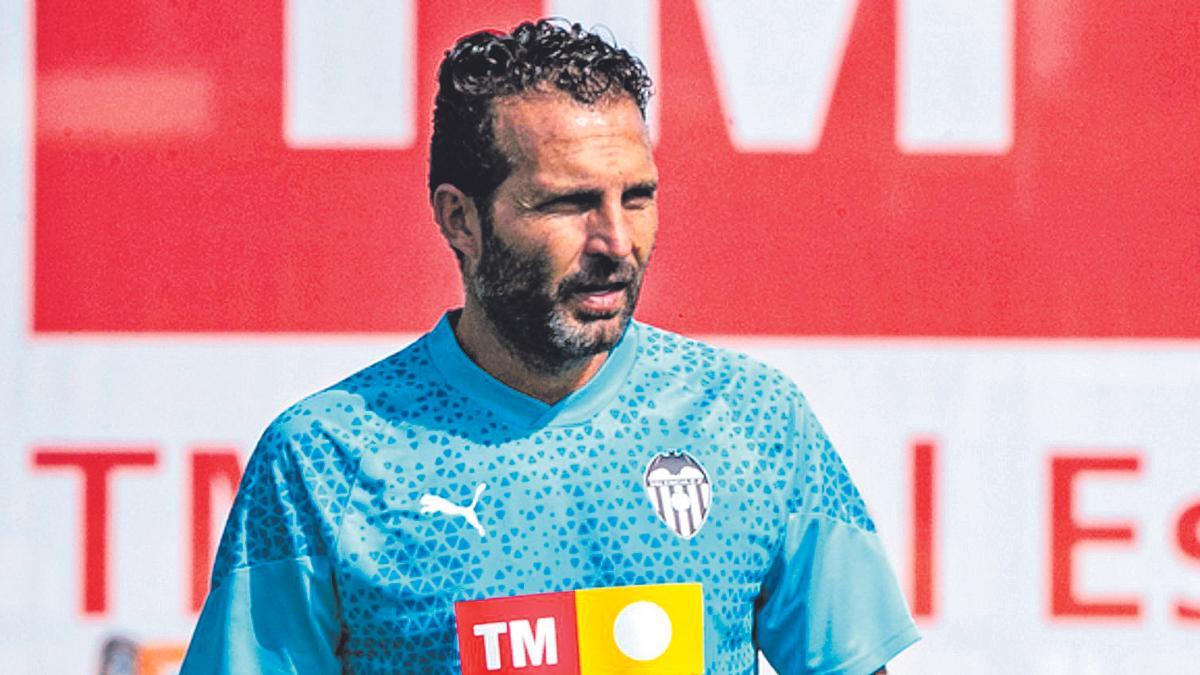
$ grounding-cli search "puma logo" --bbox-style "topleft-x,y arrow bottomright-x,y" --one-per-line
419,483 -> 488,537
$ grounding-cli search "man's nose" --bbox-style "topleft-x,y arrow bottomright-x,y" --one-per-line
584,197 -> 634,259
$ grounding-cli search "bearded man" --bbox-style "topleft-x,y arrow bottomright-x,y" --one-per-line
182,19 -> 918,675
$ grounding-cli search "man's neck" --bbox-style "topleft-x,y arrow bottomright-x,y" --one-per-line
452,304 -> 608,405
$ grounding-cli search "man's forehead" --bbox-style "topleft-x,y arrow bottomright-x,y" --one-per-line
490,91 -> 649,157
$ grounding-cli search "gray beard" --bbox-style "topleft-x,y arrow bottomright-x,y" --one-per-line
467,227 -> 644,374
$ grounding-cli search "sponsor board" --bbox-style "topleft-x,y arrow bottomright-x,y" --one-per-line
2,1 -> 1198,673
455,583 -> 703,674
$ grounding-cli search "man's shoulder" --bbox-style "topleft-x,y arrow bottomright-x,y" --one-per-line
259,331 -> 440,447
631,321 -> 804,408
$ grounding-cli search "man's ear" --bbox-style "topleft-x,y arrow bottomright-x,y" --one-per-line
432,184 -> 483,264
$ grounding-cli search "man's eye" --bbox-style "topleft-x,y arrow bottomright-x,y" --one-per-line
623,190 -> 656,208
539,195 -> 593,214
546,201 -> 584,214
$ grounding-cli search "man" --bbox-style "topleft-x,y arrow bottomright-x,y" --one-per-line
182,19 -> 918,674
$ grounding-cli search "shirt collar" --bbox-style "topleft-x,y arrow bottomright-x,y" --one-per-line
425,311 -> 640,428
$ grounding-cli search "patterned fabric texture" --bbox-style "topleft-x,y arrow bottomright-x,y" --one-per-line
182,314 -> 917,674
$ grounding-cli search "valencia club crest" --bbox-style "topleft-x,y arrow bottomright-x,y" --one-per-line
643,451 -> 712,539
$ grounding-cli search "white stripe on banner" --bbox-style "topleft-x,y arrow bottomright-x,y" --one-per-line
897,0 -> 1013,152
284,0 -> 416,147
5,332 -> 1200,673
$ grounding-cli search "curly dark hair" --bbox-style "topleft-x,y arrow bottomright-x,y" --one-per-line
428,19 -> 653,210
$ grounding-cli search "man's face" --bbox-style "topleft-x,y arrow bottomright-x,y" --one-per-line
467,93 -> 659,368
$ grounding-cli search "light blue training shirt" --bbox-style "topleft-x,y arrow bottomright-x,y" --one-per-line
182,313 -> 919,674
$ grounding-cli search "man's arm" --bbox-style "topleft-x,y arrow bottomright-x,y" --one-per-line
181,557 -> 342,673
180,407 -> 352,673
754,390 -> 919,674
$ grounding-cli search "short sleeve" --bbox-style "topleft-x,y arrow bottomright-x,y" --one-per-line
180,405 -> 358,674
181,557 -> 342,674
754,395 -> 919,675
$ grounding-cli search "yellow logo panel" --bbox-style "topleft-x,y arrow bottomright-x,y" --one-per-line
575,583 -> 704,674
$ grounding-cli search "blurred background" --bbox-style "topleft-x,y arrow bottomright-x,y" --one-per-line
2,1 -> 1198,672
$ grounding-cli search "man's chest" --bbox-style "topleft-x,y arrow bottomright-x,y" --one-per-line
329,415 -> 788,663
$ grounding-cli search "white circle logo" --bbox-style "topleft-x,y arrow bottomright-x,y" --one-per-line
612,600 -> 672,661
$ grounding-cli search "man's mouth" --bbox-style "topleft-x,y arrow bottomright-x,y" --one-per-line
567,280 -> 631,315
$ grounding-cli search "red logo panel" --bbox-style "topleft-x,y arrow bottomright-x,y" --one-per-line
455,591 -> 579,674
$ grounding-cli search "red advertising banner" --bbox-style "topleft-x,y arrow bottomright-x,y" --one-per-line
33,0 -> 1200,336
